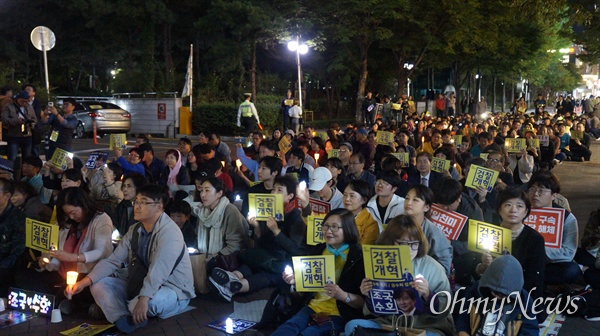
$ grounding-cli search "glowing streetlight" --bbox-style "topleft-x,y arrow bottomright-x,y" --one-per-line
288,38 -> 308,107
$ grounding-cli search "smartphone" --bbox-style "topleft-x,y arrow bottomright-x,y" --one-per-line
48,102 -> 54,107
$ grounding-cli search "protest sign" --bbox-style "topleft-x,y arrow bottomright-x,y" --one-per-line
467,220 -> 512,256
309,198 -> 331,216
375,131 -> 394,145
292,255 -> 335,292
537,135 -> 550,147
25,218 -> 59,253
391,152 -> 410,167
479,153 -> 489,161
430,204 -> 468,241
50,148 -> 70,171
465,164 -> 499,193
452,135 -> 463,148
85,151 -> 109,169
248,193 -> 284,221
278,135 -> 292,154
524,207 -> 565,249
505,138 -> 527,153
431,157 -> 451,173
306,215 -> 326,246
327,149 -> 339,158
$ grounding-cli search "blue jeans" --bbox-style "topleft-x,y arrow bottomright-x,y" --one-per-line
90,277 -> 190,323
271,306 -> 344,336
344,319 -> 442,336
7,136 -> 32,162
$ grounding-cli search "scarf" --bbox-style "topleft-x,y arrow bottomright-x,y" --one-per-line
197,197 -> 230,255
59,224 -> 88,279
326,243 -> 349,261
167,150 -> 182,185
284,201 -> 297,214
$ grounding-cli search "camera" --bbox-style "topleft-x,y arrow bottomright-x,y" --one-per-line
48,102 -> 54,107
22,119 -> 36,135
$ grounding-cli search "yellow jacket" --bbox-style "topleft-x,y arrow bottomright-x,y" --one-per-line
355,208 -> 380,245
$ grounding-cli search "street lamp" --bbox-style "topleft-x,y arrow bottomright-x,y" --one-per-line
288,38 -> 308,107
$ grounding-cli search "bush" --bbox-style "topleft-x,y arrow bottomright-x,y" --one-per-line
193,101 -> 281,136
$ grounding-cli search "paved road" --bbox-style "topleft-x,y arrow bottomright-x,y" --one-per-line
4,136 -> 599,335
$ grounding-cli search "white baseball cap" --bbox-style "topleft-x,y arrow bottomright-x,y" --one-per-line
309,167 -> 333,191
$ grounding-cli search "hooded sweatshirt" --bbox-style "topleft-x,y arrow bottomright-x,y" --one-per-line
456,255 -> 539,336
366,194 -> 405,232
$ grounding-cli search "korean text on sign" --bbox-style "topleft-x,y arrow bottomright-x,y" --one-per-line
50,148 -> 70,171
8,287 -> 55,316
278,135 -> 292,154
467,219 -> 512,256
309,197 -> 331,216
537,135 -> 550,147
524,207 -> 565,249
375,131 -> 394,145
85,151 -> 109,169
109,133 -> 127,150
431,157 -> 450,173
430,204 -> 468,241
363,245 -> 413,281
25,218 -> 59,252
292,255 -> 335,292
465,164 -> 499,193
504,138 -> 527,153
248,193 -> 284,221
391,152 -> 409,167
453,135 -> 463,148
306,215 -> 326,246
327,149 -> 339,158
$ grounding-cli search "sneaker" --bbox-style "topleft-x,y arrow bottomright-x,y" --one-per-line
211,267 -> 243,293
209,276 -> 232,302
585,315 -> 600,322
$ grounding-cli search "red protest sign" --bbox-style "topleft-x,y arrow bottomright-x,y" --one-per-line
309,198 -> 331,216
430,204 -> 468,241
524,207 -> 565,249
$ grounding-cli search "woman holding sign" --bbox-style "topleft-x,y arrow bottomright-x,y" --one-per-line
344,215 -> 454,336
17,187 -> 113,313
272,208 -> 365,336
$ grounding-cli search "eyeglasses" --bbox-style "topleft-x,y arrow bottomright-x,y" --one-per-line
133,200 -> 159,207
128,154 -> 140,158
528,187 -> 551,195
339,149 -> 349,153
395,240 -> 420,251
322,224 -> 343,232
487,158 -> 501,163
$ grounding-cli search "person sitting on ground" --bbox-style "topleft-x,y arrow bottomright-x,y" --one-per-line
236,139 -> 277,182
21,155 -> 44,197
308,167 -> 344,210
241,156 -> 282,217
169,200 -> 196,249
113,173 -> 147,237
0,178 -> 26,295
343,180 -> 379,245
434,144 -> 461,180
11,181 -> 52,223
470,131 -> 502,158
18,187 -> 113,314
406,151 -> 444,192
138,143 -> 165,183
210,175 -> 305,301
159,149 -> 191,189
273,208 -> 365,336
569,122 -> 592,162
455,255 -> 539,336
527,171 -> 580,290
115,147 -> 146,177
338,153 -> 376,195
286,147 -> 314,187
67,185 -> 195,334
404,184 -> 453,275
89,162 -> 124,213
325,157 -> 345,190
43,167 -> 90,209
345,215 -> 455,336
417,129 -> 444,156
366,170 -> 405,231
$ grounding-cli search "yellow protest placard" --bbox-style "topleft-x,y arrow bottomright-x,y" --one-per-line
465,164 -> 499,193
528,138 -> 540,150
286,172 -> 299,182
504,138 -> 527,153
109,133 -> 127,150
248,193 -> 284,221
249,181 -> 263,187
25,218 -> 59,253
391,103 -> 401,110
278,135 -> 292,154
284,99 -> 294,107
452,135 -> 463,147
391,152 -> 409,167
50,148 -> 70,171
60,323 -> 114,336
431,157 -> 451,172
480,153 -> 489,161
50,206 -> 57,225
375,131 -> 394,146
327,149 -> 339,158
467,220 -> 512,256
317,131 -> 329,140
293,255 -> 335,292
537,135 -> 550,147
362,245 -> 413,281
570,130 -> 584,140
306,215 -> 326,246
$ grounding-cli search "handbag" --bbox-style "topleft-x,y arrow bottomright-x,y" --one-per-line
190,253 -> 209,294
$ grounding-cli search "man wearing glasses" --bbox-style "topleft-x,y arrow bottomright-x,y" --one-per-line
527,171 -> 580,290
67,185 -> 194,333
337,153 -> 376,195
115,147 -> 146,177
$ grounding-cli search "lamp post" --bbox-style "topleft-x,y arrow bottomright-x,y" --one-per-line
288,38 -> 308,107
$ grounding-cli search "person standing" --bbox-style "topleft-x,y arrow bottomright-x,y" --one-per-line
40,98 -> 78,160
2,90 -> 37,162
280,89 -> 293,130
237,93 -> 260,137
288,99 -> 302,135
23,84 -> 43,157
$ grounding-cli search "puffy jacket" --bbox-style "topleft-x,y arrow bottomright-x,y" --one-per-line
0,204 -> 26,269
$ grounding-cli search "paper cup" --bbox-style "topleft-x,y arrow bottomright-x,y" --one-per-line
51,309 -> 62,323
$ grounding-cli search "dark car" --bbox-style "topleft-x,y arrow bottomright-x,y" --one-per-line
73,101 -> 131,138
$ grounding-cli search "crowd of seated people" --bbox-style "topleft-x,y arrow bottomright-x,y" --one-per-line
0,97 -> 599,334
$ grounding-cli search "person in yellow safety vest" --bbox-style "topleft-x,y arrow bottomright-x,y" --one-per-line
236,93 -> 260,136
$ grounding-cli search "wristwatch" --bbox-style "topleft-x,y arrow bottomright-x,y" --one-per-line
344,293 -> 351,304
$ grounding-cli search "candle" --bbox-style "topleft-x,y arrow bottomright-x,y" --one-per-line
314,153 -> 320,162
66,271 -> 79,286
312,131 -> 316,136
421,136 -> 425,144
225,318 -> 234,334
236,159 -> 242,168
221,161 -> 225,167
